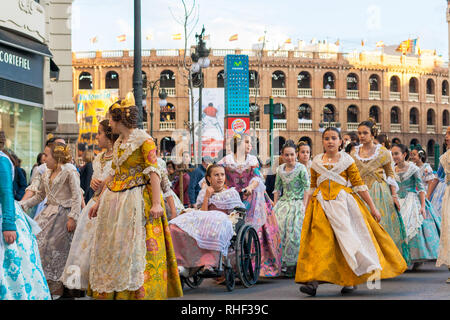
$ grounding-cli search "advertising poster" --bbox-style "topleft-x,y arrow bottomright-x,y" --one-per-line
75,89 -> 119,153
191,88 -> 225,158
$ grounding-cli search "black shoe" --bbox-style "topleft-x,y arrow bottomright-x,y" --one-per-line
299,284 -> 317,297
341,286 -> 357,294
55,287 -> 75,300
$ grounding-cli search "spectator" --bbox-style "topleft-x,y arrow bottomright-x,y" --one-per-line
10,154 -> 27,201
80,149 -> 94,203
173,164 -> 191,208
188,156 -> 213,206
30,152 -> 46,182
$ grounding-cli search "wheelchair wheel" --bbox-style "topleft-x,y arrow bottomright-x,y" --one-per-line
224,267 -> 235,292
184,273 -> 204,289
235,224 -> 261,288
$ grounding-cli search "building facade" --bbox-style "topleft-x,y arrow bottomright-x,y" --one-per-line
72,47 -> 449,162
0,0 -> 76,177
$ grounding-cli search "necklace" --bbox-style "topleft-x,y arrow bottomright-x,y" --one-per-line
100,151 -> 113,170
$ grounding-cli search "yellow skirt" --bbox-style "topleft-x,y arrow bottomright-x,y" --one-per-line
295,192 -> 407,287
88,187 -> 183,300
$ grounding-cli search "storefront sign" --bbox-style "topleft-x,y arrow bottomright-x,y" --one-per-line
0,44 -> 43,88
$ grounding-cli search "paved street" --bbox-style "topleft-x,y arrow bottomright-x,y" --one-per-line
172,262 -> 449,300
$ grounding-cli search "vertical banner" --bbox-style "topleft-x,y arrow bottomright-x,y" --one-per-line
191,88 -> 225,158
75,89 -> 119,153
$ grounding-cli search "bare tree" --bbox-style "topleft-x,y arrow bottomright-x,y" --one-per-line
169,0 -> 200,163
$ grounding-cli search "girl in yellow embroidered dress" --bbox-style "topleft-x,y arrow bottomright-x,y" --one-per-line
87,95 -> 182,300
295,127 -> 406,296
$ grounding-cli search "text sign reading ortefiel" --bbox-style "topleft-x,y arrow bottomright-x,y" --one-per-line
0,44 -> 43,88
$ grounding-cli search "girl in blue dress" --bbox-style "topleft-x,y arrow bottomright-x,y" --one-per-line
0,132 -> 51,300
392,144 -> 441,269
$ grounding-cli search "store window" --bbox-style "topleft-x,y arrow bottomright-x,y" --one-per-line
0,99 -> 43,180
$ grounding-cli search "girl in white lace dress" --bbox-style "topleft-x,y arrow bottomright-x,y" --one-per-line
60,120 -> 117,293
20,143 -> 82,297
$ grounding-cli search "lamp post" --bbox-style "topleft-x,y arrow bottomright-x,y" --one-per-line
144,78 -> 168,137
190,26 -> 210,165
133,0 -> 143,129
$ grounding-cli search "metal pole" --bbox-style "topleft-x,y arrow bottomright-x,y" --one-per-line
198,78 -> 203,165
270,96 -> 274,164
133,0 -> 143,129
150,85 -> 154,137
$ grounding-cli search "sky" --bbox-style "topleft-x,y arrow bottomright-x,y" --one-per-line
71,0 -> 449,58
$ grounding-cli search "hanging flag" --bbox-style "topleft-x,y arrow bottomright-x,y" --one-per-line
258,36 -> 265,42
285,38 -> 292,44
411,38 -> 420,55
117,34 -> 126,42
396,39 -> 412,54
202,34 -> 210,41
172,33 -> 182,40
376,40 -> 385,47
90,36 -> 98,44
146,34 -> 153,40
229,34 -> 238,41
361,39 -> 365,47
335,39 -> 340,46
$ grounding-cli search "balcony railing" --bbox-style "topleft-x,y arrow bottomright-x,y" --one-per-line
273,120 -> 287,130
101,50 -> 123,58
298,88 -> 312,97
409,93 -> 419,102
426,125 -> 436,133
409,124 -> 419,133
390,92 -> 401,101
249,88 -> 260,97
426,94 -> 435,103
369,91 -> 381,100
323,89 -> 336,98
347,122 -> 359,131
321,122 -> 339,129
298,121 -> 312,131
346,90 -> 359,99
250,121 -> 260,129
390,123 -> 401,132
442,96 -> 449,104
159,122 -> 176,130
161,88 -> 176,97
272,88 -> 286,97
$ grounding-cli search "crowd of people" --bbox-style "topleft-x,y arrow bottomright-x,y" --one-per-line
0,93 -> 449,299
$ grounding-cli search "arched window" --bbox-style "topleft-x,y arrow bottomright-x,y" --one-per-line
160,70 -> 175,88
369,106 -> 380,123
427,139 -> 435,157
298,104 -> 312,121
392,137 -> 401,144
298,71 -> 311,88
347,105 -> 359,123
142,71 -> 147,88
105,71 -> 119,89
409,77 -> 418,93
274,136 -> 286,155
217,70 -> 224,88
391,106 -> 400,124
427,109 -> 435,125
273,103 -> 286,120
160,137 -> 175,157
442,80 -> 449,96
426,79 -> 435,94
79,72 -> 93,89
369,74 -> 380,91
298,136 -> 312,148
409,108 -> 419,124
249,103 -> 260,122
272,71 -> 286,88
390,76 -> 400,92
160,103 -> 176,122
323,72 -> 335,89
443,110 -> 449,126
323,104 -> 336,122
346,73 -> 358,90
410,139 -> 420,147
249,70 -> 260,88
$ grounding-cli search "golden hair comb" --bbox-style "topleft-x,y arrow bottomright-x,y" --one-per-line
111,92 -> 136,111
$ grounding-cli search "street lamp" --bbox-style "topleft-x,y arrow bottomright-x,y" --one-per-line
144,78 -> 168,137
191,26 -> 210,165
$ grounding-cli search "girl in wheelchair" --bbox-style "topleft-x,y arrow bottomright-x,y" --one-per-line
169,164 -> 245,277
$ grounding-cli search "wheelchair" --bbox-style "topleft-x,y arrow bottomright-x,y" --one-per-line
180,206 -> 262,292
